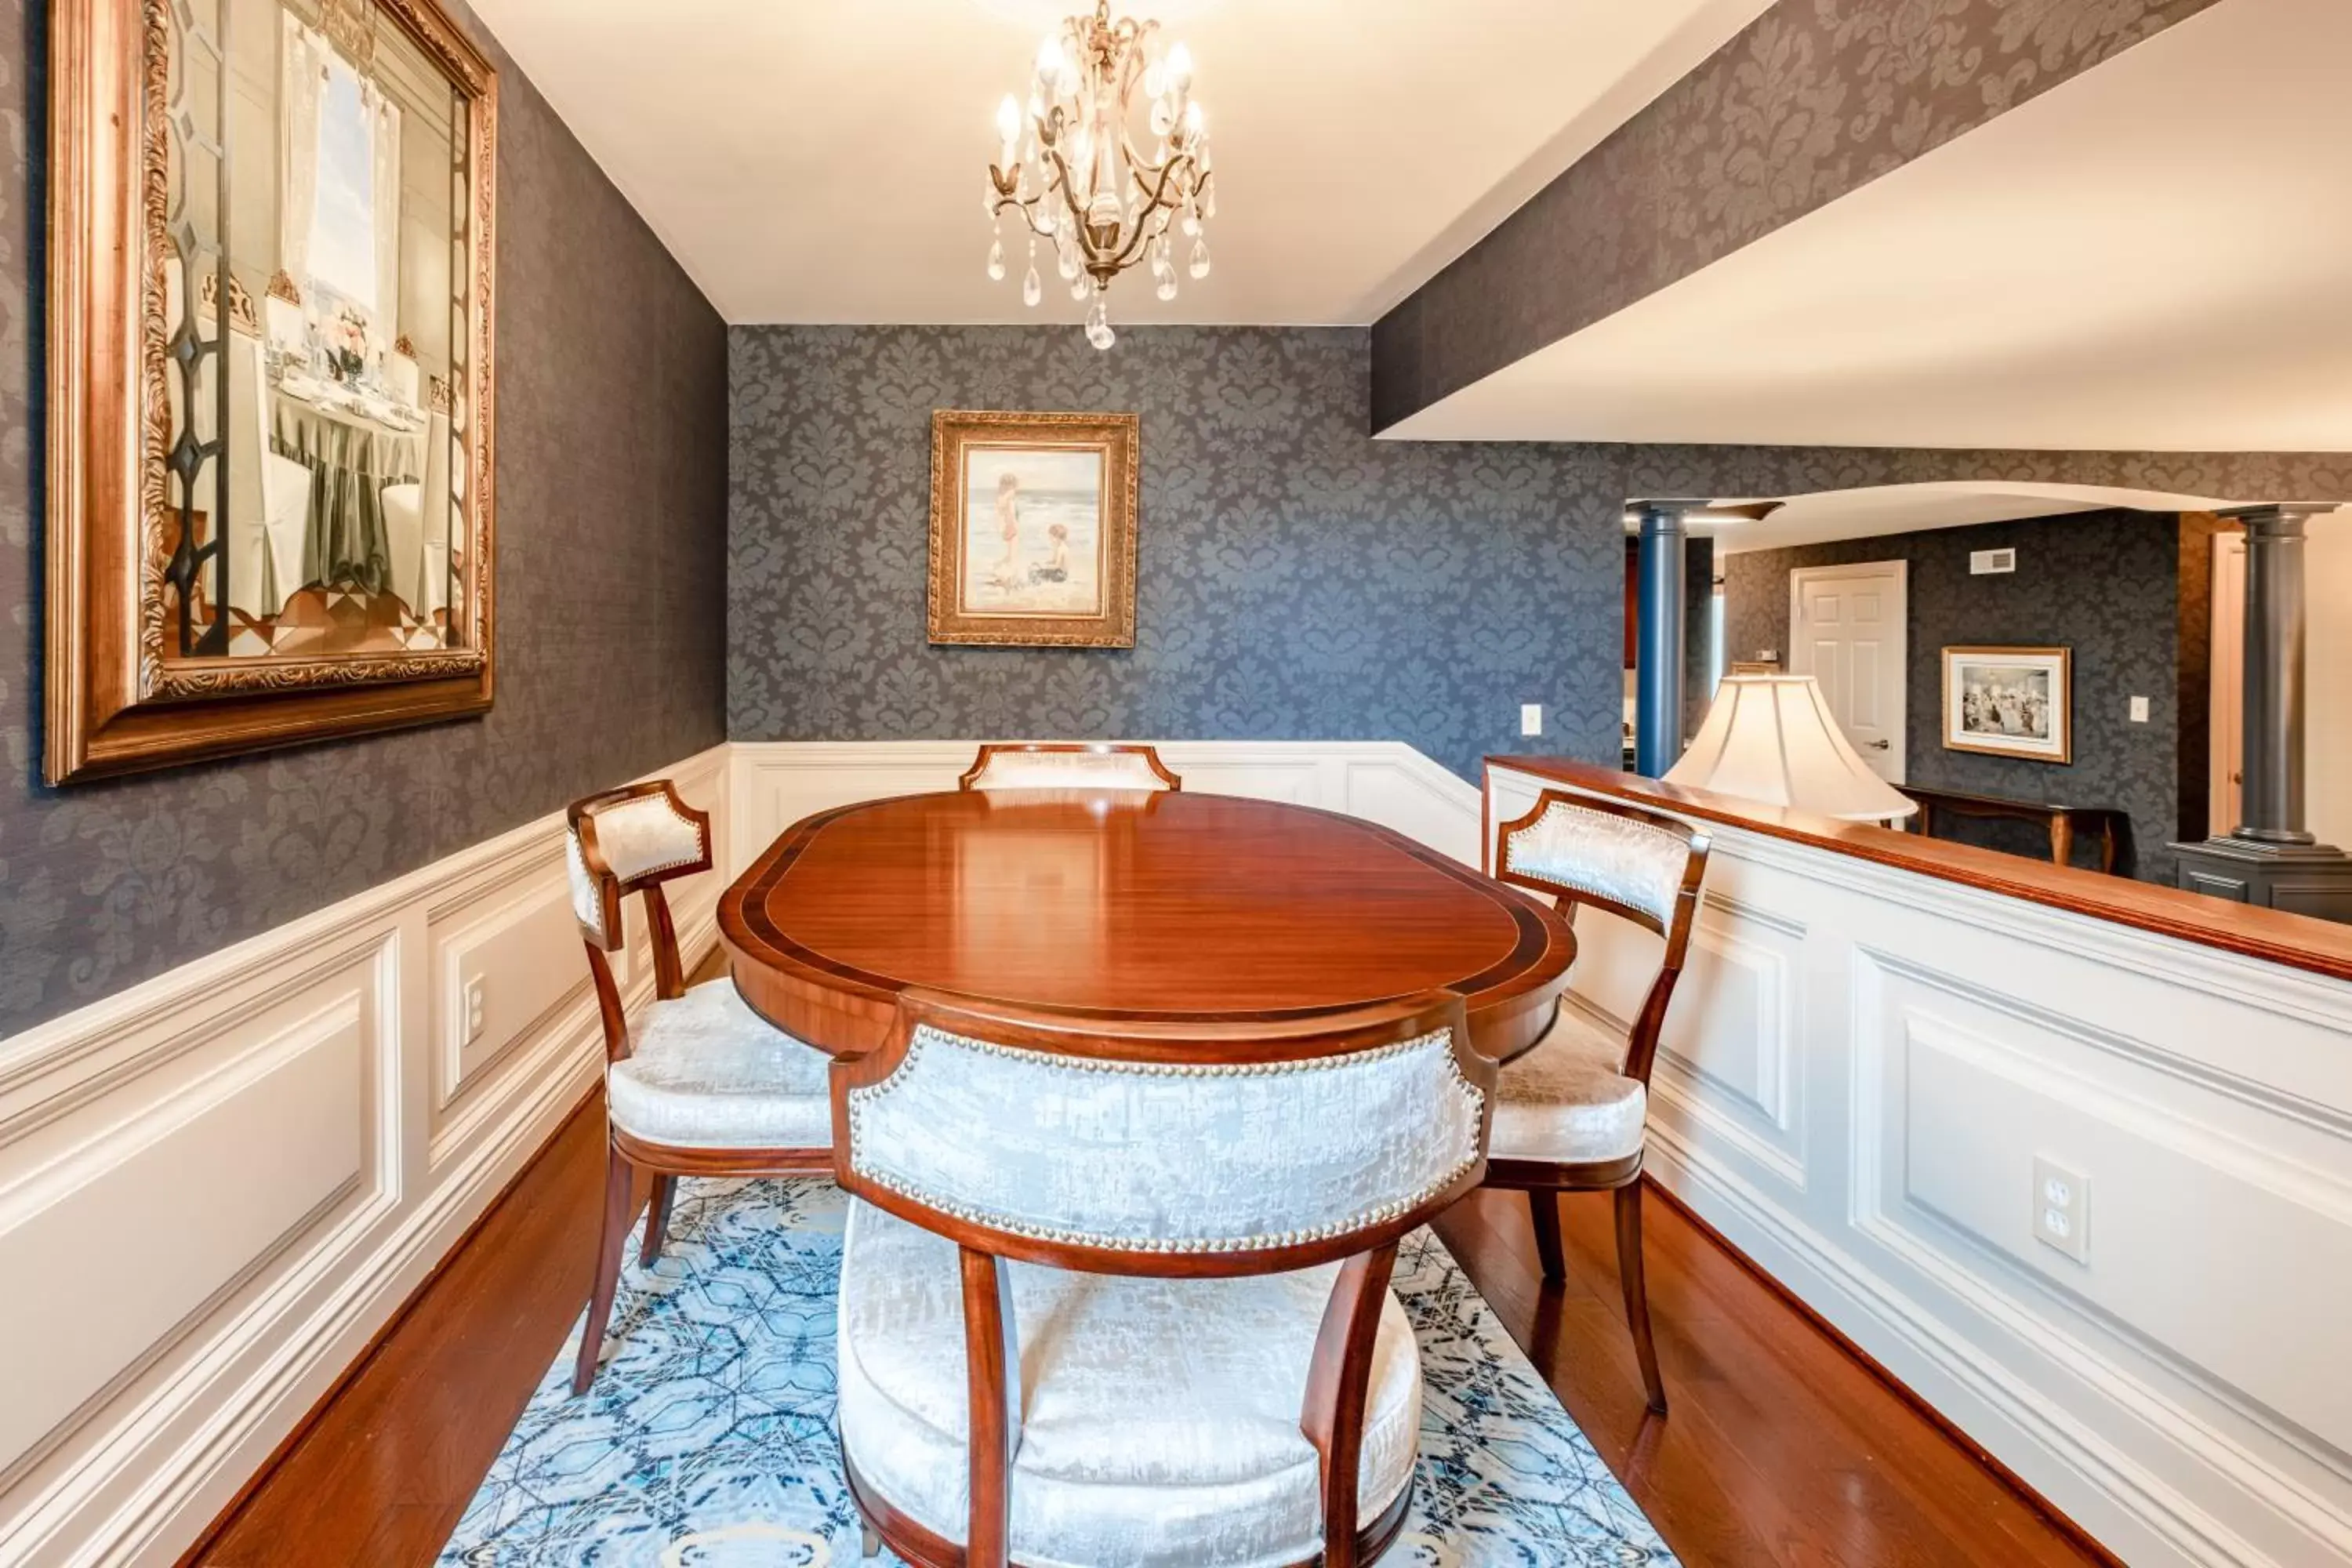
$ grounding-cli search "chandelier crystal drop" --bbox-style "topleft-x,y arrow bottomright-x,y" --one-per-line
985,2 -> 1212,350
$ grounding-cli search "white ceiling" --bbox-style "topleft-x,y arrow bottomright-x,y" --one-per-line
1386,0 -> 2352,452
1683,482 -> 2243,556
465,0 -> 1772,325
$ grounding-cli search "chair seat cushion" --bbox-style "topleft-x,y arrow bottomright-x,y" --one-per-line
837,1201 -> 1420,1568
604,979 -> 831,1151
1490,1007 -> 1647,1164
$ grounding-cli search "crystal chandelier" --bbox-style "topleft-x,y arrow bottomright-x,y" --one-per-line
985,2 -> 1214,350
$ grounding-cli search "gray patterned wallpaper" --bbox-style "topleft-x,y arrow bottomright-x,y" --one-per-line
729,326 -> 2351,814
1371,0 -> 2227,427
0,0 -> 730,1036
1722,510 -> 2200,882
728,327 -> 1632,779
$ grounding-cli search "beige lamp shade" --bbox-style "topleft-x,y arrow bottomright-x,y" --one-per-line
1664,674 -> 1918,822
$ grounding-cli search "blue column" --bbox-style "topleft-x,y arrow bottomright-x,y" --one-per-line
1633,502 -> 1689,777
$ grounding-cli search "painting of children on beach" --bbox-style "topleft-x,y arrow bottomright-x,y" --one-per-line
928,411 -> 1138,647
960,445 -> 1105,618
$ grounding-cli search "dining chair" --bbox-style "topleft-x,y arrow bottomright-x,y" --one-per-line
380,407 -> 453,622
959,741 -> 1182,791
831,988 -> 1493,1568
566,780 -> 833,1396
1485,787 -> 1712,1415
223,326 -> 314,622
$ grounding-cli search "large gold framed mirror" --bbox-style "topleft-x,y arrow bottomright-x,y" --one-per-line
46,0 -> 497,782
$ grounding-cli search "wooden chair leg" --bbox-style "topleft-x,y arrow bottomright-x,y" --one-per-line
639,1174 -> 677,1267
1614,1181 -> 1667,1414
573,1142 -> 634,1396
1528,1189 -> 1566,1282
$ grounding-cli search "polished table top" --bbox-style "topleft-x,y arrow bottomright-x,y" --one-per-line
720,789 -> 1575,1061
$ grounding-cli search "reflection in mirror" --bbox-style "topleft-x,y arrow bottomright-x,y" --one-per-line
161,0 -> 472,662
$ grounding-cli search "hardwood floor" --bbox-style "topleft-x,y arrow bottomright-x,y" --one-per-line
1429,1188 -> 2111,1568
189,1107 -> 2110,1566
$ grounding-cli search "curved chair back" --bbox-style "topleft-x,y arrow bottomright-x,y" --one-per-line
1493,789 -> 1711,1083
833,989 -> 1490,1568
834,989 -> 1488,1276
565,782 -> 713,1047
959,742 -> 1181,793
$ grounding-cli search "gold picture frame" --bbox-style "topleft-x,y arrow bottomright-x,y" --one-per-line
1941,645 -> 2073,764
927,410 -> 1138,648
45,0 -> 499,782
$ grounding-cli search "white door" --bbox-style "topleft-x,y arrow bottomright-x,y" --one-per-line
1790,562 -> 1908,783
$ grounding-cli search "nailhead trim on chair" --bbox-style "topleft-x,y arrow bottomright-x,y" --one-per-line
845,1025 -> 1487,1254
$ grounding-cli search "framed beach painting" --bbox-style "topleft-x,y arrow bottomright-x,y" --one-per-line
1942,645 -> 2072,764
927,410 -> 1138,647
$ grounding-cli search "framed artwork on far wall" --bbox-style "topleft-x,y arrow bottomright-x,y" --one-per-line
1942,645 -> 2072,764
927,409 -> 1138,648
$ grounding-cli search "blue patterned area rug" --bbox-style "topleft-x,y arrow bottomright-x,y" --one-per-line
439,1178 -> 1678,1567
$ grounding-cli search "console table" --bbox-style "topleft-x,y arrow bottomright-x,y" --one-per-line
1900,785 -> 2125,873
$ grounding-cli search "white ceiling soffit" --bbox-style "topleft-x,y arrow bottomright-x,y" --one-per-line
464,0 -> 1773,326
1385,0 -> 2352,452
1689,481 -> 2242,556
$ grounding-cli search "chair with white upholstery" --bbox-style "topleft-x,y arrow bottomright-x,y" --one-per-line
832,989 -> 1493,1568
567,781 -> 833,1396
223,327 -> 314,620
1486,787 -> 1711,1415
379,408 -> 453,622
959,741 -> 1181,792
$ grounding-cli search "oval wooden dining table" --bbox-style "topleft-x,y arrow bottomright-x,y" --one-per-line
718,788 -> 1576,1062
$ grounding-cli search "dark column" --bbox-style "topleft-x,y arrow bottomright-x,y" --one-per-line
2234,505 -> 2316,844
2172,503 -> 2352,924
1633,501 -> 1693,777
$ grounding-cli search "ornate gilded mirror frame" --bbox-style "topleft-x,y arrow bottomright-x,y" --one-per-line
46,0 -> 498,782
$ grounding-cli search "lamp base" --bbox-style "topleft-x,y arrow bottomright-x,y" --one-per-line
2169,836 -> 2352,926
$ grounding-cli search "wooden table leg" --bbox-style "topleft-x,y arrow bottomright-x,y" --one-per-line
2049,815 -> 2074,869
2099,817 -> 2118,875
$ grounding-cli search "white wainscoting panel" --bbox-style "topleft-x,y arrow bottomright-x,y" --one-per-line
27,736 -> 2343,1568
1489,762 -> 2352,1568
729,740 -> 1484,876
0,745 -> 726,1568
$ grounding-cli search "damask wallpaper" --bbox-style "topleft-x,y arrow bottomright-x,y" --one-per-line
0,0 -> 730,1036
728,326 -> 1632,781
730,325 -> 2351,821
1722,510 -> 2200,882
1372,0 -> 2227,428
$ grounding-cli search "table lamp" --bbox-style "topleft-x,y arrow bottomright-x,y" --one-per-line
1664,674 -> 1919,823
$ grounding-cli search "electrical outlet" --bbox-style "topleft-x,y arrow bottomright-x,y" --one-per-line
1520,703 -> 1543,737
463,979 -> 487,1044
2129,695 -> 2150,723
2032,1156 -> 2089,1265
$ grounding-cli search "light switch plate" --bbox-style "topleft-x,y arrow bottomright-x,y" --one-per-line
2032,1156 -> 2089,1265
1520,703 -> 1543,737
2129,695 -> 2150,723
